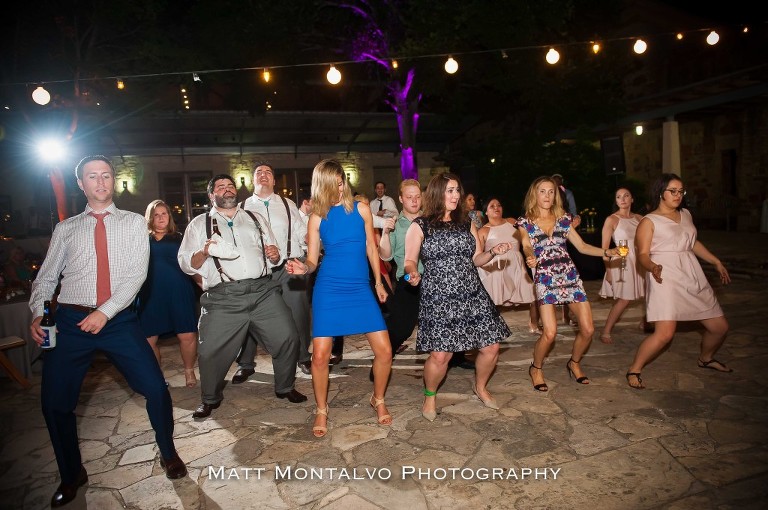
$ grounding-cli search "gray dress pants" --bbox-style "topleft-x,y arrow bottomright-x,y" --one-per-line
198,277 -> 299,403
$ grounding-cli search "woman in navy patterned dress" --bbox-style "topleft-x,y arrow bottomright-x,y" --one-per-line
517,176 -> 620,391
404,173 -> 511,421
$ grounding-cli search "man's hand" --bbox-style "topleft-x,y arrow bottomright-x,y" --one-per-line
78,310 -> 109,335
265,244 -> 280,264
382,217 -> 396,233
30,316 -> 46,345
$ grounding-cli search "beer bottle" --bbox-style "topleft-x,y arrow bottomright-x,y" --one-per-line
40,300 -> 57,349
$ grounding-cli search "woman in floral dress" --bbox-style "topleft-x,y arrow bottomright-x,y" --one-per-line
517,176 -> 620,391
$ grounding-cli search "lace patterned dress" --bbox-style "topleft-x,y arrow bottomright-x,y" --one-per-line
516,214 -> 587,305
414,217 -> 510,352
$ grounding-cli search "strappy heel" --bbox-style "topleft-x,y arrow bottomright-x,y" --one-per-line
626,372 -> 644,389
370,394 -> 392,425
566,358 -> 590,384
422,389 -> 437,421
312,407 -> 329,437
528,363 -> 548,392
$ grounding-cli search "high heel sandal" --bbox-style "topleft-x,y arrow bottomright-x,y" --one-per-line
528,323 -> 543,335
370,394 -> 392,425
422,389 -> 437,421
566,358 -> 590,384
626,372 -> 644,389
471,382 -> 499,410
184,368 -> 197,388
312,407 -> 329,437
528,363 -> 548,392
697,358 -> 733,373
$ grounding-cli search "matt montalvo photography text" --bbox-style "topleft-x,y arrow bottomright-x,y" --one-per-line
208,465 -> 562,481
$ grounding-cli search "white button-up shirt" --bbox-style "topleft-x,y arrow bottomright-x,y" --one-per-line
29,203 -> 149,319
178,206 -> 277,290
242,192 -> 306,264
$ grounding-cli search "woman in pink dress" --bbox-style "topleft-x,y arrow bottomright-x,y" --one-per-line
626,174 -> 732,389
478,198 -> 540,333
598,188 -> 646,343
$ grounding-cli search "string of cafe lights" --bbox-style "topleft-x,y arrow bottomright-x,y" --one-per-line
19,23 -> 758,107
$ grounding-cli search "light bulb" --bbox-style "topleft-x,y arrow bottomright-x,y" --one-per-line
545,48 -> 560,65
444,57 -> 458,74
706,31 -> 719,45
635,125 -> 643,136
326,65 -> 341,85
391,60 -> 398,69
263,69 -> 271,83
116,79 -> 125,90
676,33 -> 684,40
633,39 -> 647,54
32,86 -> 51,106
592,43 -> 601,54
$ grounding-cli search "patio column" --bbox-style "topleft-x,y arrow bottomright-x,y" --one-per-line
662,117 -> 681,173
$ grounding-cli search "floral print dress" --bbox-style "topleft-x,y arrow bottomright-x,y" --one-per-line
516,214 -> 587,305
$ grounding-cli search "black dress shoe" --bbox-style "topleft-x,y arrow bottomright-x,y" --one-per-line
231,368 -> 255,384
297,361 -> 311,375
329,353 -> 343,365
275,389 -> 308,403
192,401 -> 221,419
160,453 -> 188,479
51,466 -> 88,507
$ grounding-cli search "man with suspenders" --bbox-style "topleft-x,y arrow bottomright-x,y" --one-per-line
178,174 -> 306,419
231,163 -> 313,380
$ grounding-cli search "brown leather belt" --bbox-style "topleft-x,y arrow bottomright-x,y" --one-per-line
58,303 -> 98,314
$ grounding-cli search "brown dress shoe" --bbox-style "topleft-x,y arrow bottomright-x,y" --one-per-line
275,389 -> 307,403
160,454 -> 188,479
51,466 -> 88,507
192,401 -> 221,419
231,368 -> 255,384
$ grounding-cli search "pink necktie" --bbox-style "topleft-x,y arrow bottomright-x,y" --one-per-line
89,212 -> 111,306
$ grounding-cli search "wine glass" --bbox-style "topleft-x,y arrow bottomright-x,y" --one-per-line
617,240 -> 629,282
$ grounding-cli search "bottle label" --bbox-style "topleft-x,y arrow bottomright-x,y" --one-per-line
41,326 -> 57,349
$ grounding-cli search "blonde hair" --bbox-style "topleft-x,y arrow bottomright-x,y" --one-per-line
399,179 -> 420,195
144,199 -> 177,235
311,159 -> 354,218
523,176 -> 565,220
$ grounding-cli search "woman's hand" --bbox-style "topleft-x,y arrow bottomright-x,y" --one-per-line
605,247 -> 621,257
490,242 -> 512,256
405,271 -> 421,286
374,283 -> 388,303
285,259 -> 307,275
651,264 -> 663,284
525,255 -> 537,269
715,261 -> 731,285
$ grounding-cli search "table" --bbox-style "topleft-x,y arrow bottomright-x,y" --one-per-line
568,230 -> 606,281
0,297 -> 36,378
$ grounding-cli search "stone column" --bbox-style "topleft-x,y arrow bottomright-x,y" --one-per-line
662,118 -> 681,173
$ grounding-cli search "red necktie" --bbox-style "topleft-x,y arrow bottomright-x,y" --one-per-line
90,212 -> 111,306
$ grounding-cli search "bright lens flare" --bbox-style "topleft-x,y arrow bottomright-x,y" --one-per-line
37,139 -> 67,163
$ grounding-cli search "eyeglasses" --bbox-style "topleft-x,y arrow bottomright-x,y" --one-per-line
664,188 -> 686,197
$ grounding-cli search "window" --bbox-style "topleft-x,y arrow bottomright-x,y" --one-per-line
158,172 -> 211,231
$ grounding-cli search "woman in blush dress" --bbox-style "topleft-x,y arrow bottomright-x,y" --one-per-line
598,188 -> 646,343
626,174 -> 732,389
136,200 -> 199,387
404,173 -> 511,421
516,176 -> 621,392
477,197 -> 540,334
286,159 -> 392,437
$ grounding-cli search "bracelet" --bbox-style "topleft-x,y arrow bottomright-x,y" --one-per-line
374,282 -> 384,288
488,249 -> 496,259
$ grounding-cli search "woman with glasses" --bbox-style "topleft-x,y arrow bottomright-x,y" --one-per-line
626,173 -> 732,389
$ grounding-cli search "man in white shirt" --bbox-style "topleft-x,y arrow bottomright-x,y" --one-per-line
232,163 -> 312,379
29,155 -> 186,507
178,174 -> 306,419
372,181 -> 399,218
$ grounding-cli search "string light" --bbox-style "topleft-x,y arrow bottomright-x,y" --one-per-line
116,79 -> 125,90
743,26 -> 749,33
444,56 -> 458,74
545,48 -> 560,64
591,42 -> 601,54
391,60 -> 398,69
676,33 -> 684,40
326,65 -> 341,85
262,69 -> 271,83
633,39 -> 647,54
706,30 -> 720,45
31,86 -> 51,105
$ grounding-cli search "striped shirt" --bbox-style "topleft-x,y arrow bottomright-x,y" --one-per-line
178,206 -> 277,290
29,203 -> 150,319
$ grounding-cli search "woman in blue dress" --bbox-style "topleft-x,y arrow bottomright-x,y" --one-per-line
516,176 -> 620,392
137,200 -> 199,387
403,173 -> 511,421
286,159 -> 392,437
